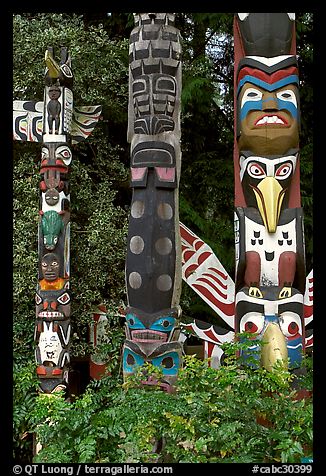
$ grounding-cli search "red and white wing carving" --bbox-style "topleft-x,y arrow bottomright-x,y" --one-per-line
181,318 -> 234,368
180,222 -> 235,329
181,319 -> 234,345
304,269 -> 313,349
304,269 -> 313,326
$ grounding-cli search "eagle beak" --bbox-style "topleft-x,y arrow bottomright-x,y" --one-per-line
45,50 -> 61,79
253,177 -> 286,233
260,322 -> 288,371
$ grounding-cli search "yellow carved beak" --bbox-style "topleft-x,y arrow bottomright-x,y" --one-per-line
253,177 -> 285,233
45,50 -> 61,79
260,322 -> 288,371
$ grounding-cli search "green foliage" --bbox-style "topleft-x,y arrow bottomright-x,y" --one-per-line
29,338 -> 312,464
13,361 -> 40,460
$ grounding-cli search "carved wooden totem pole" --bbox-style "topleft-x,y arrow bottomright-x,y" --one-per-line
13,47 -> 101,394
181,13 -> 313,372
233,13 -> 308,371
123,13 -> 183,390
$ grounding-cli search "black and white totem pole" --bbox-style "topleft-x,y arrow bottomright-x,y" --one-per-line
123,13 -> 183,391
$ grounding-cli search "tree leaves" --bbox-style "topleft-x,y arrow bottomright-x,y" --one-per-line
29,343 -> 312,463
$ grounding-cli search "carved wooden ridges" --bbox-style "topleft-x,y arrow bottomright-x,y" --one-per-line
123,13 -> 183,390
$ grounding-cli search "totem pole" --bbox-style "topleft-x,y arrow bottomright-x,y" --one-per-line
233,13 -> 308,370
123,13 -> 183,390
180,13 -> 313,371
13,47 -> 101,393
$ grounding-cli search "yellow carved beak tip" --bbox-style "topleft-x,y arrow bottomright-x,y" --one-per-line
260,323 -> 288,372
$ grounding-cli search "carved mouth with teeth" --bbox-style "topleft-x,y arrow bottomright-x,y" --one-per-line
131,330 -> 167,342
254,114 -> 288,127
38,311 -> 64,318
44,272 -> 58,280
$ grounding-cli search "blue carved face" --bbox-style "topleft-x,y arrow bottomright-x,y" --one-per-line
236,287 -> 304,370
238,81 -> 299,123
125,312 -> 176,342
123,347 -> 180,377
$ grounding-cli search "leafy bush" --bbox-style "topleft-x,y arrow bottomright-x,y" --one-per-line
28,338 -> 312,464
13,361 -> 40,462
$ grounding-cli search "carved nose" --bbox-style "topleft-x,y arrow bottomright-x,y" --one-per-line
262,96 -> 278,110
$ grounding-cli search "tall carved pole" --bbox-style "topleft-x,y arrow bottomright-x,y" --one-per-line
233,13 -> 307,371
123,13 -> 183,390
13,47 -> 101,394
34,47 -> 74,393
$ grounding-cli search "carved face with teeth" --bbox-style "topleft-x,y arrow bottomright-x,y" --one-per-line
237,64 -> 300,155
124,307 -> 179,344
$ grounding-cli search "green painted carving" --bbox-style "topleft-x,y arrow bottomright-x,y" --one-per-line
41,210 -> 64,250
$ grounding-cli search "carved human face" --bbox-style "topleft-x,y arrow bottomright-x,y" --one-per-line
41,253 -> 60,281
238,83 -> 299,155
45,188 -> 60,207
48,86 -> 61,100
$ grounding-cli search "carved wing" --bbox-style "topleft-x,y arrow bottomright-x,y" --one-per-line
181,318 -> 234,345
180,222 -> 235,329
70,105 -> 102,144
13,100 -> 43,142
13,101 -> 102,144
181,318 -> 235,368
304,269 -> 313,349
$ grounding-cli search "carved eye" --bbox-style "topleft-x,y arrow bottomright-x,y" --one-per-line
275,162 -> 292,179
35,293 -> 42,305
57,292 -> 70,305
41,148 -> 49,160
56,146 -> 72,165
126,353 -> 136,366
151,316 -> 175,332
123,349 -> 144,372
241,88 -> 263,108
127,316 -> 135,326
61,64 -> 73,78
279,312 -> 302,338
161,356 -> 174,369
240,312 -> 265,334
126,314 -> 144,329
247,162 -> 266,178
276,89 -> 297,107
